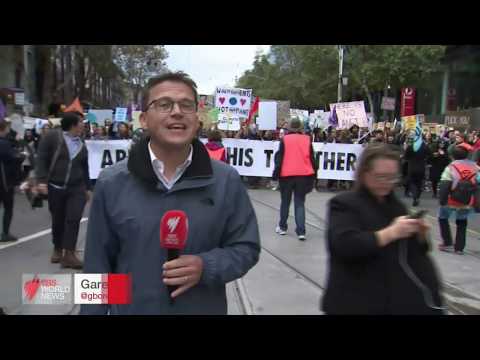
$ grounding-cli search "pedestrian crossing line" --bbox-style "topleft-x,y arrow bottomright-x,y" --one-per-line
0,218 -> 88,251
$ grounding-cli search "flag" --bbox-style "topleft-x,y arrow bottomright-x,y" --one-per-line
413,114 -> 423,152
207,107 -> 220,123
64,97 -> 84,115
245,96 -> 259,126
328,106 -> 338,128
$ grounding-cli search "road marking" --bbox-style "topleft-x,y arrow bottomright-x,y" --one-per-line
0,218 -> 88,251
235,278 -> 254,315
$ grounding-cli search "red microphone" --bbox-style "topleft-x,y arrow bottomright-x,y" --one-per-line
160,210 -> 188,304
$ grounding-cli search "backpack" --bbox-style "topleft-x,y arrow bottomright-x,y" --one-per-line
450,163 -> 478,205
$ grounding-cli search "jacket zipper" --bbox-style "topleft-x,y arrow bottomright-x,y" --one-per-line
63,160 -> 72,188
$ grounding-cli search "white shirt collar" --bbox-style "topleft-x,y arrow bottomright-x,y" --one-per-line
148,142 -> 193,190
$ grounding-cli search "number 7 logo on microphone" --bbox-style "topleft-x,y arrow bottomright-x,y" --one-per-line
160,210 -> 189,250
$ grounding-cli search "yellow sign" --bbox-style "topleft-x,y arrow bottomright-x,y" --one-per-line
402,115 -> 417,131
132,111 -> 142,131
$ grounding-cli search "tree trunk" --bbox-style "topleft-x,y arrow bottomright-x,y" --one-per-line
64,45 -> 73,104
52,46 -> 58,98
37,45 -> 54,115
76,46 -> 86,100
362,82 -> 375,122
60,45 -> 65,101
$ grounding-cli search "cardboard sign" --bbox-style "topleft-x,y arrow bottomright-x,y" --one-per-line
329,101 -> 368,129
381,97 -> 396,111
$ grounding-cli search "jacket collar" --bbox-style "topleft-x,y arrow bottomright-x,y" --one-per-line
127,136 -> 213,191
357,184 -> 397,206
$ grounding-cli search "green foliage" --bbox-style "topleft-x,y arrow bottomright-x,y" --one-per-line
113,45 -> 169,88
237,45 -> 447,111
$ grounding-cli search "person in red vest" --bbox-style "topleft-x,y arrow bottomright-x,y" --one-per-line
272,118 -> 317,241
204,129 -> 227,163
438,144 -> 480,254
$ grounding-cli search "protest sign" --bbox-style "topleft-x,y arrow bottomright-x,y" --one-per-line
132,111 -> 142,130
114,108 -> 128,122
444,111 -> 471,129
329,101 -> 368,129
87,109 -> 113,126
217,113 -> 241,131
258,101 -> 277,130
381,97 -> 396,111
215,87 -> 252,118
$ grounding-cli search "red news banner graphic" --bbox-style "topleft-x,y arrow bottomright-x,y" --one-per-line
22,274 -> 72,305
74,274 -> 132,305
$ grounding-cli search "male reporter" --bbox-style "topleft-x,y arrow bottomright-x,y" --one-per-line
80,72 -> 260,315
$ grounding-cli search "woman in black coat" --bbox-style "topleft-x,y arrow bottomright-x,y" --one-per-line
322,143 -> 445,315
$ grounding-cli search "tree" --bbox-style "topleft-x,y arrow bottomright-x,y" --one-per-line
237,45 -> 339,110
113,45 -> 169,104
237,45 -> 447,119
346,45 -> 446,119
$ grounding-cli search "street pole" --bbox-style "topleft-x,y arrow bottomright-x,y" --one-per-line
382,85 -> 388,121
337,45 -> 344,103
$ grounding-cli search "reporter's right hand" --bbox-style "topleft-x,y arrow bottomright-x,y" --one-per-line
37,184 -> 48,195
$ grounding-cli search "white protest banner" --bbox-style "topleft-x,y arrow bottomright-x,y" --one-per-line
86,140 -> 131,179
313,143 -> 363,181
115,108 -> 128,122
329,101 -> 368,129
198,138 -> 363,180
86,139 -> 364,180
132,111 -> 142,131
23,116 -> 38,130
37,119 -> 49,131
87,109 -> 113,126
258,101 -> 277,130
217,113 -> 241,131
215,87 -> 252,118
199,138 -> 278,177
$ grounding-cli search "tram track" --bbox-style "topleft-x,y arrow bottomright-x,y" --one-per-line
250,196 -> 480,315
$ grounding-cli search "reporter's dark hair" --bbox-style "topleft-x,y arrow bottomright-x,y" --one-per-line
354,143 -> 401,190
61,112 -> 81,131
142,71 -> 198,111
451,146 -> 469,160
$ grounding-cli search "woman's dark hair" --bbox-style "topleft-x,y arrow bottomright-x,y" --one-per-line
451,146 -> 469,160
61,112 -> 81,131
207,129 -> 222,142
354,143 -> 400,190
